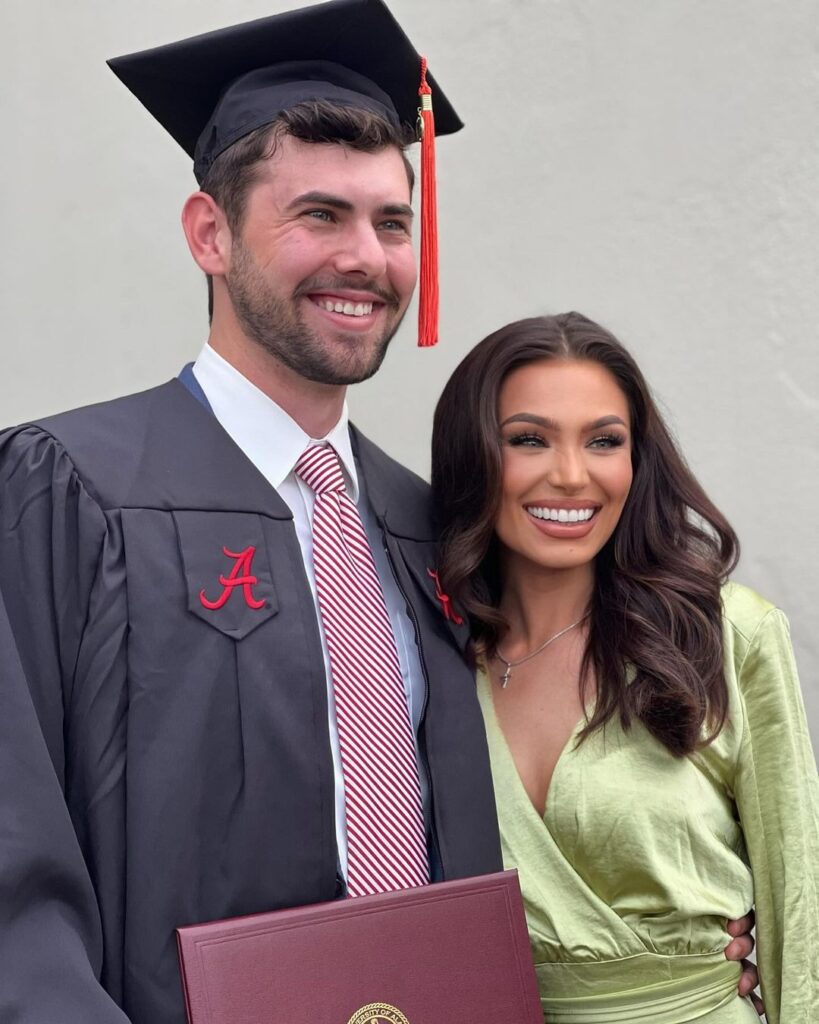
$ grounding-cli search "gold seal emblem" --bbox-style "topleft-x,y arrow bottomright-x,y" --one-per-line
346,1002 -> 410,1024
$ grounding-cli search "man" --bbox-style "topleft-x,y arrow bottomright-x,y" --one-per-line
0,4 -> 501,1021
0,1 -> 758,1022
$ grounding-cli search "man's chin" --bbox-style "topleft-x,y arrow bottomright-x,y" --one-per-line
303,327 -> 396,385
297,348 -> 389,386
242,309 -> 402,386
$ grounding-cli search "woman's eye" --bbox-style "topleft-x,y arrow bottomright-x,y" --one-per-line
588,433 -> 625,449
507,433 -> 547,448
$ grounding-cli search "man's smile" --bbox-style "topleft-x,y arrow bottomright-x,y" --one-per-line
304,291 -> 386,331
306,289 -> 386,320
313,298 -> 375,317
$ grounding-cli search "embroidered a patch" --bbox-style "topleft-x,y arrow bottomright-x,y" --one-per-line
200,546 -> 266,610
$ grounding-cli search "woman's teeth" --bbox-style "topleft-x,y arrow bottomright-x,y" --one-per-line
528,507 -> 596,523
317,299 -> 374,317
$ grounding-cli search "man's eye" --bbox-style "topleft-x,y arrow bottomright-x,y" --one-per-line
379,219 -> 410,233
305,209 -> 334,222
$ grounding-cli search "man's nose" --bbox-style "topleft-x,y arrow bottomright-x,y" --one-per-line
331,220 -> 388,279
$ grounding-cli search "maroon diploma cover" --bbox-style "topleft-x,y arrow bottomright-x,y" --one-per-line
177,869 -> 542,1024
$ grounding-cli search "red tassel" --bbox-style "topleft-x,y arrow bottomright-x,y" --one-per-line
417,57 -> 438,347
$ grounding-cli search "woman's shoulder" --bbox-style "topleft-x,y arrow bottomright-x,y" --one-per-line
720,580 -> 782,644
720,581 -> 793,694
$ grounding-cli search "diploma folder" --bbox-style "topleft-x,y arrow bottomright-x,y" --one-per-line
177,869 -> 542,1024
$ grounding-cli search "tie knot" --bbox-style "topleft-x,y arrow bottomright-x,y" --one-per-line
295,444 -> 346,494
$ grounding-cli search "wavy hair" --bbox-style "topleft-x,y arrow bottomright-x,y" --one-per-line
431,313 -> 739,756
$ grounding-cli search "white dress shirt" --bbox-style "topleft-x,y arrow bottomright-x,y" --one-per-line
192,344 -> 428,880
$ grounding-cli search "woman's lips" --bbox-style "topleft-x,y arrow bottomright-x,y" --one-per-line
525,504 -> 601,539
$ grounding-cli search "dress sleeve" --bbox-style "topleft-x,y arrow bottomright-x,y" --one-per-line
0,427 -> 131,1022
733,607 -> 819,1024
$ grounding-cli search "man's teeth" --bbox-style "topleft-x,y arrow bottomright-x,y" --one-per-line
318,299 -> 374,317
528,507 -> 596,523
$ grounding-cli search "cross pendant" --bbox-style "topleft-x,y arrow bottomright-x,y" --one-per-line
501,667 -> 511,688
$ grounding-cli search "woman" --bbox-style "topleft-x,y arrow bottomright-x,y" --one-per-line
431,313 -> 818,1023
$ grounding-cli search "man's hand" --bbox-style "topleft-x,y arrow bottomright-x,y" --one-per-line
725,913 -> 764,1016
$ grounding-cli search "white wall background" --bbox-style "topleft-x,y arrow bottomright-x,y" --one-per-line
2,0 -> 817,749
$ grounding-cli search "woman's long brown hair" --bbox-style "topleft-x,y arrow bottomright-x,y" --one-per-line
431,313 -> 739,756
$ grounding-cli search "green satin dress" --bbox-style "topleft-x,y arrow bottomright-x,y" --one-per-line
477,583 -> 819,1023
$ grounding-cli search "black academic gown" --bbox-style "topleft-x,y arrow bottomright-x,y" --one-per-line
0,380 -> 502,1024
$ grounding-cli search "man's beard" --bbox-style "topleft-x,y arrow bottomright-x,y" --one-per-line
225,238 -> 406,386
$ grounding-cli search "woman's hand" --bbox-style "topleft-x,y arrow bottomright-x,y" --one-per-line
725,913 -> 764,1016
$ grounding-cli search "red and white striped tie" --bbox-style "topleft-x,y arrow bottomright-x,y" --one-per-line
295,444 -> 429,897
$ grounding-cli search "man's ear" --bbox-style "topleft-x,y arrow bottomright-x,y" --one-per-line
181,192 -> 231,276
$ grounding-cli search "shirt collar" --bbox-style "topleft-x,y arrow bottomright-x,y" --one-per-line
192,343 -> 359,501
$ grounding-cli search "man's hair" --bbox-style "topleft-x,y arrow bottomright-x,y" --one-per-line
431,313 -> 740,759
199,100 -> 415,319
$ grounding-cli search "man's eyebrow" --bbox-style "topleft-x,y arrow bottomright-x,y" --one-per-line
285,193 -> 414,219
286,191 -> 353,211
499,413 -> 628,430
379,203 -> 414,219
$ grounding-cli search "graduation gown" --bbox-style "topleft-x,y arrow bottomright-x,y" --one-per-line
0,380 -> 502,1024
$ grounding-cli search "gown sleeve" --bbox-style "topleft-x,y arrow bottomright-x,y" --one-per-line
0,426 -> 131,1022
732,606 -> 819,1024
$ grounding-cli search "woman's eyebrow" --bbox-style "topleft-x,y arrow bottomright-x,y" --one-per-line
499,413 -> 558,429
499,413 -> 627,430
585,415 -> 627,430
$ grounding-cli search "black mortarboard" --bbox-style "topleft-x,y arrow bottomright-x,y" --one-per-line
107,0 -> 461,182
108,0 -> 459,346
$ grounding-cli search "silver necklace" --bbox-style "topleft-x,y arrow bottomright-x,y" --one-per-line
496,612 -> 589,688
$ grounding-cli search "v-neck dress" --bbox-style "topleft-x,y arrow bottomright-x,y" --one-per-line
477,583 -> 819,1023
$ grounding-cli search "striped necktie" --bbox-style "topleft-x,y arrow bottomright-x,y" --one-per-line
295,444 -> 429,897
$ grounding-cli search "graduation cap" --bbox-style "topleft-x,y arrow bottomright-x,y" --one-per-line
107,0 -> 461,346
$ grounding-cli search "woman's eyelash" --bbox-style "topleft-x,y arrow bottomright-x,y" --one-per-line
589,433 -> 625,448
507,433 -> 545,447
505,432 -> 626,449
